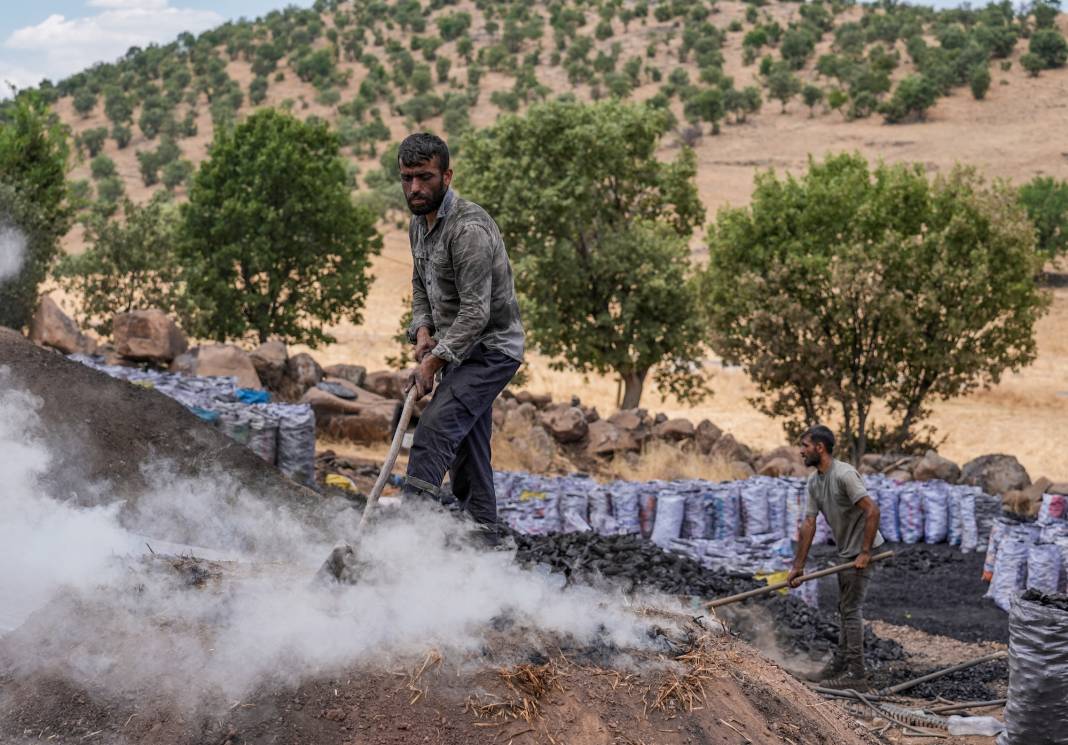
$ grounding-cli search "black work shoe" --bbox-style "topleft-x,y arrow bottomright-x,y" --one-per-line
821,669 -> 870,690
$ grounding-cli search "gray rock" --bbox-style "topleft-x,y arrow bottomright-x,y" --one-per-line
28,295 -> 96,355
250,340 -> 287,389
540,406 -> 589,443
113,309 -> 187,363
961,453 -> 1031,495
912,450 -> 961,483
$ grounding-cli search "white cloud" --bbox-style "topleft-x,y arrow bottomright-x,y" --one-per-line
2,2 -> 224,91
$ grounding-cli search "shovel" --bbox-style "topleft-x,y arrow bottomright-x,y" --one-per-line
705,549 -> 895,609
317,387 -> 418,583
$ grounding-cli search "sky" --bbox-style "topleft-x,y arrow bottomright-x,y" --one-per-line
0,0 -> 996,98
0,0 -> 313,97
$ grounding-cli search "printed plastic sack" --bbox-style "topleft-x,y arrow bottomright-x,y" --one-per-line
650,493 -> 686,547
1038,493 -> 1067,523
997,590 -> 1068,745
682,490 -> 709,539
785,487 -> 804,541
612,485 -> 640,535
276,404 -> 316,486
741,485 -> 770,537
947,491 -> 963,546
988,535 -> 1030,612
712,486 -> 741,540
877,489 -> 902,543
588,486 -> 615,534
984,518 -> 1011,580
898,489 -> 925,544
246,409 -> 278,464
814,512 -> 832,545
767,487 -> 788,539
559,490 -> 592,533
923,489 -> 949,544
637,488 -> 658,539
1026,544 -> 1062,594
960,491 -> 979,552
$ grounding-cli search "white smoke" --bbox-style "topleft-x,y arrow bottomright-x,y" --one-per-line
0,369 -> 672,709
0,224 -> 26,282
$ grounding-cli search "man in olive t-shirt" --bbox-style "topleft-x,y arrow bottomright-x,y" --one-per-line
788,425 -> 883,689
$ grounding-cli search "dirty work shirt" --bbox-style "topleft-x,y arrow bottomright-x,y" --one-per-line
406,188 -> 525,365
806,459 -> 884,559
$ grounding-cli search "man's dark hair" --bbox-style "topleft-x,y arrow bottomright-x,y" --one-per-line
398,132 -> 450,172
802,425 -> 835,454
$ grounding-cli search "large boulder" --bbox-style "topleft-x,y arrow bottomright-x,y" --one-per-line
586,420 -> 623,457
28,295 -> 97,355
171,344 -> 263,389
113,309 -> 187,364
710,433 -> 752,464
286,353 -> 323,392
608,408 -> 645,431
250,341 -> 287,389
694,419 -> 723,454
324,363 -> 367,388
758,457 -> 795,478
1049,482 -> 1068,496
540,406 -> 589,444
302,387 -> 400,443
755,445 -> 802,472
654,418 -> 695,441
912,450 -> 962,483
364,369 -> 409,400
961,454 -> 1031,495
514,390 -> 552,409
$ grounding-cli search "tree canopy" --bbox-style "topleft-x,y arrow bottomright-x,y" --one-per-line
460,99 -> 707,408
179,108 -> 381,346
701,153 -> 1048,462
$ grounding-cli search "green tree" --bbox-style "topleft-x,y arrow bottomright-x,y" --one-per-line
179,109 -> 381,346
78,126 -> 109,157
701,154 -> 1049,461
766,62 -> 802,112
802,84 -> 824,116
683,87 -> 725,132
460,100 -> 708,408
90,154 -> 116,180
54,195 -> 189,335
73,88 -> 97,118
112,124 -> 132,149
437,11 -> 472,41
1018,175 -> 1068,260
1021,52 -> 1046,76
880,75 -> 939,123
0,93 -> 71,330
1030,28 -> 1068,68
970,64 -> 992,100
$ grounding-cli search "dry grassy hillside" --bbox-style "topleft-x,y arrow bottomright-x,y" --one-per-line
46,0 -> 1068,478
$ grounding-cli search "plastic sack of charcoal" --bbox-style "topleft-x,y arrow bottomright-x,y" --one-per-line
246,409 -> 278,464
875,489 -> 901,543
559,489 -> 592,533
612,484 -> 641,535
650,492 -> 686,547
1038,493 -> 1067,524
898,488 -> 925,544
923,488 -> 949,544
217,405 -> 251,445
813,512 -> 832,545
276,404 -> 316,485
988,534 -> 1031,612
947,490 -> 963,546
510,477 -> 561,535
681,489 -> 709,539
997,589 -> 1068,745
637,486 -> 659,539
1026,543 -> 1062,594
711,485 -> 741,540
984,517 -> 1011,580
587,485 -> 615,534
766,487 -> 788,538
785,487 -> 803,540
960,490 -> 980,552
741,484 -> 770,537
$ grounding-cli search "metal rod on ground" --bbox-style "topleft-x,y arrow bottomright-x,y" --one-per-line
705,550 -> 895,609
928,698 -> 1007,714
876,651 -> 1007,697
356,387 -> 417,535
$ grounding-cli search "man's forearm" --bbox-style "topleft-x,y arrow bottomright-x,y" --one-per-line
793,518 -> 817,570
861,509 -> 880,554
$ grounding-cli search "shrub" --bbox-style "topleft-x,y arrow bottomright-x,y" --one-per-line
970,64 -> 992,100
90,154 -> 116,180
880,75 -> 939,123
1030,29 -> 1068,68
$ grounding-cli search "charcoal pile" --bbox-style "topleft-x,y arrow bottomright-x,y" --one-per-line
883,659 -> 1008,700
512,531 -> 904,666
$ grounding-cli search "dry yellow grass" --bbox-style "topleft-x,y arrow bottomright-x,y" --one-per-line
608,442 -> 743,483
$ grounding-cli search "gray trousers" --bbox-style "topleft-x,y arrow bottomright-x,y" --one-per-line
837,564 -> 873,670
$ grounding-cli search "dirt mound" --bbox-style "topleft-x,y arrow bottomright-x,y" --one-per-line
0,328 -> 315,512
0,584 -> 872,745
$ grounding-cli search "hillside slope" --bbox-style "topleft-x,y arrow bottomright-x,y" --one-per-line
37,0 -> 1068,477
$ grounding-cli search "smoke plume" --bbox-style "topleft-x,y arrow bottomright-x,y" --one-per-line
0,224 -> 26,282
